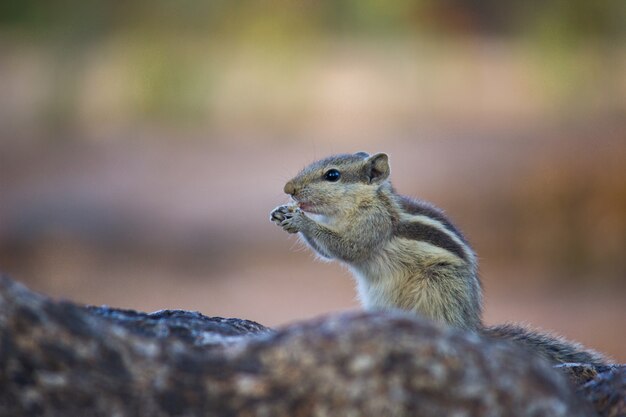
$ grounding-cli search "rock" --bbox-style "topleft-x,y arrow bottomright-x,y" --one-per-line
0,275 -> 604,416
556,363 -> 618,386
580,367 -> 626,417
556,363 -> 626,417
87,306 -> 273,350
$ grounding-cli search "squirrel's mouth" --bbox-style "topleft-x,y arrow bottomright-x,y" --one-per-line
297,202 -> 322,215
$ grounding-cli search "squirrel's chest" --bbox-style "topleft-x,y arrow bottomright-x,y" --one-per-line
349,239 -> 427,306
349,238 -> 462,311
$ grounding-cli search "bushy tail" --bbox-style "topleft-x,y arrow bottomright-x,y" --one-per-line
483,324 -> 607,367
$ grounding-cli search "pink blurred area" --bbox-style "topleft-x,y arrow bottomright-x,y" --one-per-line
1,2 -> 625,361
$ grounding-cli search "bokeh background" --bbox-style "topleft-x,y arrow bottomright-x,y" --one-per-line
1,1 -> 625,361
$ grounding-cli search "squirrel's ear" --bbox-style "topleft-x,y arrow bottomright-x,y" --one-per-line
354,151 -> 370,159
365,153 -> 389,183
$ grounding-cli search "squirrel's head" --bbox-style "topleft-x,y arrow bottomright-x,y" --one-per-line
284,152 -> 390,216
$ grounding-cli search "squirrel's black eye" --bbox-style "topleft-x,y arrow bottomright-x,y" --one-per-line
324,169 -> 341,182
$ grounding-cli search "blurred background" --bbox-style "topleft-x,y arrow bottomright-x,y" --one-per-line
0,1 -> 625,361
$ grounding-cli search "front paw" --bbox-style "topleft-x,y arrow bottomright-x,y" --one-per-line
270,204 -> 295,224
270,205 -> 302,234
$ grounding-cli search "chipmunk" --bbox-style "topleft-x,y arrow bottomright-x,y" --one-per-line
270,152 -> 607,366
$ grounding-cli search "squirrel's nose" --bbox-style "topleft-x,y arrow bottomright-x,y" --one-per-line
284,181 -> 296,196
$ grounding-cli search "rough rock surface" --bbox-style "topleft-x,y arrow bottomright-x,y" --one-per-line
556,363 -> 619,386
0,275 -> 614,417
88,306 -> 272,350
579,366 -> 626,417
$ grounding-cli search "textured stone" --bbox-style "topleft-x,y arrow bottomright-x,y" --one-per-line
88,306 -> 272,349
580,367 -> 626,417
0,275 -> 605,417
556,363 -> 616,386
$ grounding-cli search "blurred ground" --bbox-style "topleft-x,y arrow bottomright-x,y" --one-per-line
0,2 -> 625,361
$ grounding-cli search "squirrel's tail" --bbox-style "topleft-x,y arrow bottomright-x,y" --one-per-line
483,324 -> 607,366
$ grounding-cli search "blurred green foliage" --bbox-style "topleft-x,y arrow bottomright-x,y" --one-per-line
1,0 -> 625,40
0,1 -> 624,138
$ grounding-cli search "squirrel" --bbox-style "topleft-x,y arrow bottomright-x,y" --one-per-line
270,151 -> 607,366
